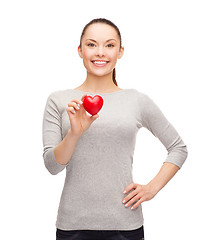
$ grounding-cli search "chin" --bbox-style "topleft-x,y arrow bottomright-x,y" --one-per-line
90,71 -> 113,78
86,66 -> 110,74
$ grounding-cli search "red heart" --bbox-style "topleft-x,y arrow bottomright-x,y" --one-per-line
83,95 -> 104,115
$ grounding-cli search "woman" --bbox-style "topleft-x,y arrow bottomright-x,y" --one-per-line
42,18 -> 188,240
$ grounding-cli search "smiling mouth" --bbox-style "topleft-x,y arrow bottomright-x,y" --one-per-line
91,60 -> 109,67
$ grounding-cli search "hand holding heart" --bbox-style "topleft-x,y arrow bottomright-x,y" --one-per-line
66,94 -> 103,137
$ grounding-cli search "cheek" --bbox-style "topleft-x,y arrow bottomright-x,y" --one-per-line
83,48 -> 94,60
82,50 -> 93,69
109,53 -> 118,65
109,49 -> 120,59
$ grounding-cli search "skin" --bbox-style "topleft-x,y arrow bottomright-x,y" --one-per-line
66,23 -> 125,136
122,162 -> 180,210
71,23 -> 180,210
77,23 -> 124,93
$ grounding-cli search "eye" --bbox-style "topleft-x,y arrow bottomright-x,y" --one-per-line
87,43 -> 95,47
107,44 -> 114,47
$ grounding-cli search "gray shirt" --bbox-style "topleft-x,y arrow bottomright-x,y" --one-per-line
42,88 -> 188,231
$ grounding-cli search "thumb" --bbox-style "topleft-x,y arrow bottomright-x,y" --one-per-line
90,114 -> 99,122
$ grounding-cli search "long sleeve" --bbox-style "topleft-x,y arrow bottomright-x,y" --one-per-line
139,93 -> 188,169
42,88 -> 188,230
42,92 -> 68,175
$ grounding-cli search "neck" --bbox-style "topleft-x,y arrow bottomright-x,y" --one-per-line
78,71 -> 118,93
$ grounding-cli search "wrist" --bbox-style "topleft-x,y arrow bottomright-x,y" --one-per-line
147,180 -> 161,196
68,128 -> 82,139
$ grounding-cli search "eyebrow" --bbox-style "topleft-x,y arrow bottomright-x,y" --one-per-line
85,39 -> 116,43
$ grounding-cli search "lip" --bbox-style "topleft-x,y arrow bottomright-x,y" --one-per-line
91,60 -> 109,67
92,59 -> 109,61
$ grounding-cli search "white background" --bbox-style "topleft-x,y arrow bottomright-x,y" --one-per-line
0,0 -> 209,239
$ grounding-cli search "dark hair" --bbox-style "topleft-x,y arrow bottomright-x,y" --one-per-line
79,18 -> 122,87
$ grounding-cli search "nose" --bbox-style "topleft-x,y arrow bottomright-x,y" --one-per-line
96,46 -> 105,57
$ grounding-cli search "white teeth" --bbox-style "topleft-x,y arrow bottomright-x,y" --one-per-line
93,61 -> 107,64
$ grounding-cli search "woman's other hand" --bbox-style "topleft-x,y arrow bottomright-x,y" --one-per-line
122,182 -> 158,210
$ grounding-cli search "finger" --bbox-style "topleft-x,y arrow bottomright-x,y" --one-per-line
66,106 -> 76,114
73,102 -> 81,111
123,182 -> 136,194
123,191 -> 139,205
81,94 -> 87,101
68,102 -> 82,111
68,99 -> 83,106
123,194 -> 140,208
131,197 -> 145,210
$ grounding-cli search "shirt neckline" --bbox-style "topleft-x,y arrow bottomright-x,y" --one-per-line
70,88 -> 130,95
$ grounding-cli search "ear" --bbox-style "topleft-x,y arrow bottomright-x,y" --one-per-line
118,46 -> 124,59
78,46 -> 83,59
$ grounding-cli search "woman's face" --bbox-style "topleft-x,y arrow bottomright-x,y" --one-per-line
78,23 -> 124,77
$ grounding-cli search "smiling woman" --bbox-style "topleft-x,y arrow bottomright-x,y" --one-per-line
76,18 -> 124,92
42,17 -> 188,240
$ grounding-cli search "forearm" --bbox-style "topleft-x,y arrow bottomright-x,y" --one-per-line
147,162 -> 180,195
54,129 -> 81,165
